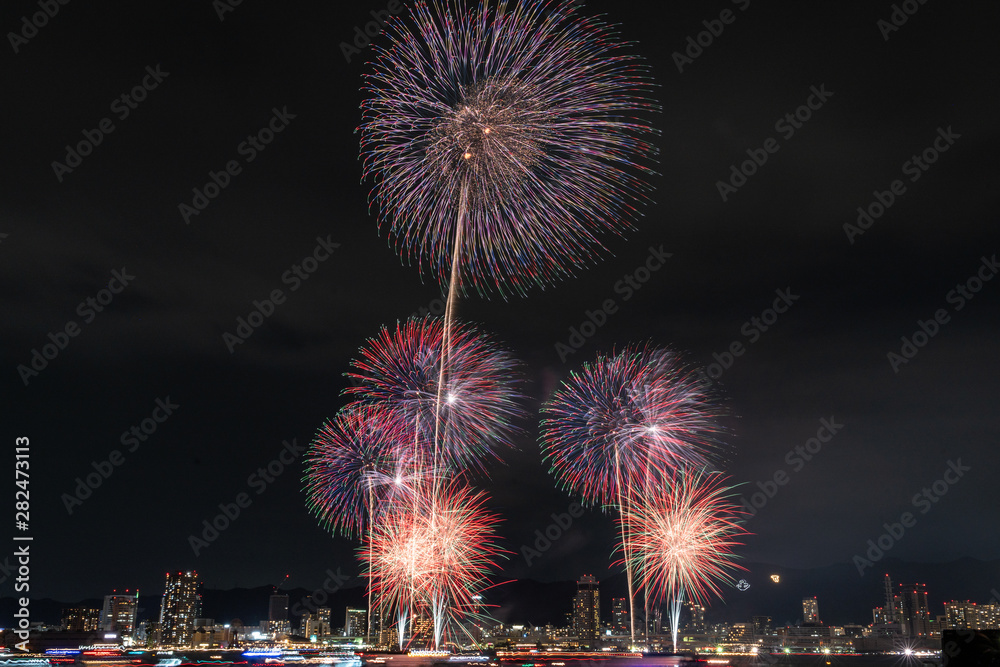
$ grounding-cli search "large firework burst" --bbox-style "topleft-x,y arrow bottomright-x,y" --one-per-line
359,0 -> 659,297
624,470 -> 750,651
345,316 -> 524,475
540,344 -> 725,506
303,402 -> 419,540
363,482 -> 505,648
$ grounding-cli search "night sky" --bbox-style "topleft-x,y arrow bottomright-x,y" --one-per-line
3,0 -> 999,605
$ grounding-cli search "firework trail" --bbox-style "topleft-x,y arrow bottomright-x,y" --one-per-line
359,0 -> 660,298
363,482 -> 505,649
540,344 -> 726,644
345,316 -> 524,477
624,470 -> 750,652
304,402 -> 431,641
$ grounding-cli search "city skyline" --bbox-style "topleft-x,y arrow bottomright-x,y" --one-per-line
19,565 -> 1000,655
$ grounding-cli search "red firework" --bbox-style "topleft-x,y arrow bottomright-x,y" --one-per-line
362,481 -> 505,644
624,470 -> 750,607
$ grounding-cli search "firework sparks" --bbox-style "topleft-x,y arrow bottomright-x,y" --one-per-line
346,316 -> 524,475
359,0 -> 660,297
624,470 -> 750,651
540,343 -> 726,644
540,344 -> 725,506
363,482 -> 505,648
302,402 -> 418,540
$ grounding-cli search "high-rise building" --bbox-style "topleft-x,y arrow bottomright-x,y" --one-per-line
301,613 -> 315,638
873,607 -> 888,625
159,571 -> 201,646
269,594 -> 289,622
684,602 -> 705,632
981,605 -> 1000,629
62,608 -> 101,632
301,608 -> 333,638
752,615 -> 773,638
317,607 -> 332,636
101,591 -> 139,637
896,584 -> 931,636
883,574 -> 896,623
803,597 -> 819,624
269,594 -> 290,635
573,575 -> 600,649
945,601 -> 982,629
728,623 -> 752,643
345,608 -> 368,637
612,598 -> 629,634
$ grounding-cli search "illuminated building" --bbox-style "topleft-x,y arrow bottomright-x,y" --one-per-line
62,607 -> 101,632
573,575 -> 600,649
727,623 -> 751,642
411,613 -> 433,646
612,597 -> 628,634
301,608 -> 331,638
317,607 -> 331,636
345,608 -> 368,637
752,615 -> 773,638
159,571 -> 201,646
193,618 -> 231,648
884,573 -> 897,623
101,591 -> 139,637
269,594 -> 291,635
896,583 -> 931,636
943,601 -> 1000,629
684,602 -> 705,632
802,597 -> 819,624
873,606 -> 887,625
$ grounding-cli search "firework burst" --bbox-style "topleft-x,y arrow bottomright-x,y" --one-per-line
302,402 -> 420,540
345,316 -> 524,475
359,0 -> 659,297
540,344 -> 725,507
363,482 -> 505,648
624,470 -> 750,651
